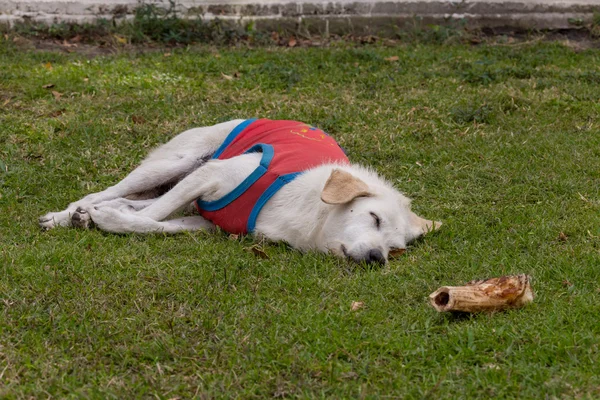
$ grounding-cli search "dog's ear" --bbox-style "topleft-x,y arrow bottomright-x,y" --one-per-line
409,211 -> 442,237
321,169 -> 373,205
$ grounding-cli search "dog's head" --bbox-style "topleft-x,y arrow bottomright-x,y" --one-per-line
320,168 -> 441,265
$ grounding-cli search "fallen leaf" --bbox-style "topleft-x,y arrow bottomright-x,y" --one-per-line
248,245 -> 269,259
288,37 -> 297,47
562,280 -> 572,287
114,35 -> 127,45
131,115 -> 145,124
558,232 -> 568,242
51,91 -> 63,100
385,56 -> 399,61
340,371 -> 358,379
360,35 -> 377,44
233,71 -> 241,78
389,248 -> 406,258
83,78 -> 89,82
228,234 -> 239,240
163,52 -> 171,57
271,31 -> 280,41
43,62 -> 53,71
2,99 -> 10,106
416,161 -> 423,167
62,39 -> 77,48
221,72 -> 233,81
42,83 -> 55,89
351,301 -> 364,311
47,109 -> 65,118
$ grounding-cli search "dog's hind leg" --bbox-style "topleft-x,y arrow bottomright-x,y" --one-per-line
38,157 -> 199,229
83,151 -> 260,236
87,207 -> 214,234
39,120 -> 243,230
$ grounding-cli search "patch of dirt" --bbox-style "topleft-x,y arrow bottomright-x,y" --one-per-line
4,28 -> 600,57
558,37 -> 600,51
35,41 -> 119,56
10,36 -> 117,56
480,27 -> 600,51
8,35 -> 181,57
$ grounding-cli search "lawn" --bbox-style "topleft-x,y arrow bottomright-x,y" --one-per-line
1,36 -> 599,398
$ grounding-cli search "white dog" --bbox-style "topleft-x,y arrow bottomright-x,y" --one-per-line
39,119 -> 440,264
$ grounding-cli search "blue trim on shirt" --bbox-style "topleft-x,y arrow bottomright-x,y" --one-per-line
197,143 -> 274,211
247,172 -> 301,233
212,118 -> 257,159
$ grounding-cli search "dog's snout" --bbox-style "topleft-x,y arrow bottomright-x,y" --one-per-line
366,249 -> 386,265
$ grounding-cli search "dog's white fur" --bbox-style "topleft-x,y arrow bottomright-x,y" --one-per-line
40,119 -> 440,264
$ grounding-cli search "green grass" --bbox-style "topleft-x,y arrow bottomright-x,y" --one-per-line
1,37 -> 600,398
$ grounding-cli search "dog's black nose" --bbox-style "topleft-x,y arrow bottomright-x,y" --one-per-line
365,249 -> 386,265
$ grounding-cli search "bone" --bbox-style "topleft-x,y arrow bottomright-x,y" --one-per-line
429,274 -> 534,313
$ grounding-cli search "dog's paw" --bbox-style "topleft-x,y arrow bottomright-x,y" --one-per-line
39,210 -> 72,230
38,214 -> 56,230
88,206 -> 135,233
71,207 -> 93,229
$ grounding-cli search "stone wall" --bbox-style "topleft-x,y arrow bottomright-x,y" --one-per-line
0,0 -> 598,33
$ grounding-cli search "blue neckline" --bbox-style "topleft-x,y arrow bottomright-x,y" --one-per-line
246,172 -> 301,233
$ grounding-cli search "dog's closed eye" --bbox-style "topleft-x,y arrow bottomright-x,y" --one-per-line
370,212 -> 381,229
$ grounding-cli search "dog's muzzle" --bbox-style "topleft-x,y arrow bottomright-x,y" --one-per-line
342,245 -> 386,265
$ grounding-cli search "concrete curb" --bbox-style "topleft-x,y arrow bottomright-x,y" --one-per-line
0,0 -> 598,33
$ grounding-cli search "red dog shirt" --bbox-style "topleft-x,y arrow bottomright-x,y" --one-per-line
196,119 -> 349,234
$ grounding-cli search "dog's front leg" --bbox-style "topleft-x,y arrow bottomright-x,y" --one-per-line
135,153 -> 261,221
84,153 -> 259,234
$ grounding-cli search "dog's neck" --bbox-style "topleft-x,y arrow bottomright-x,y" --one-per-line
253,165 -> 336,252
